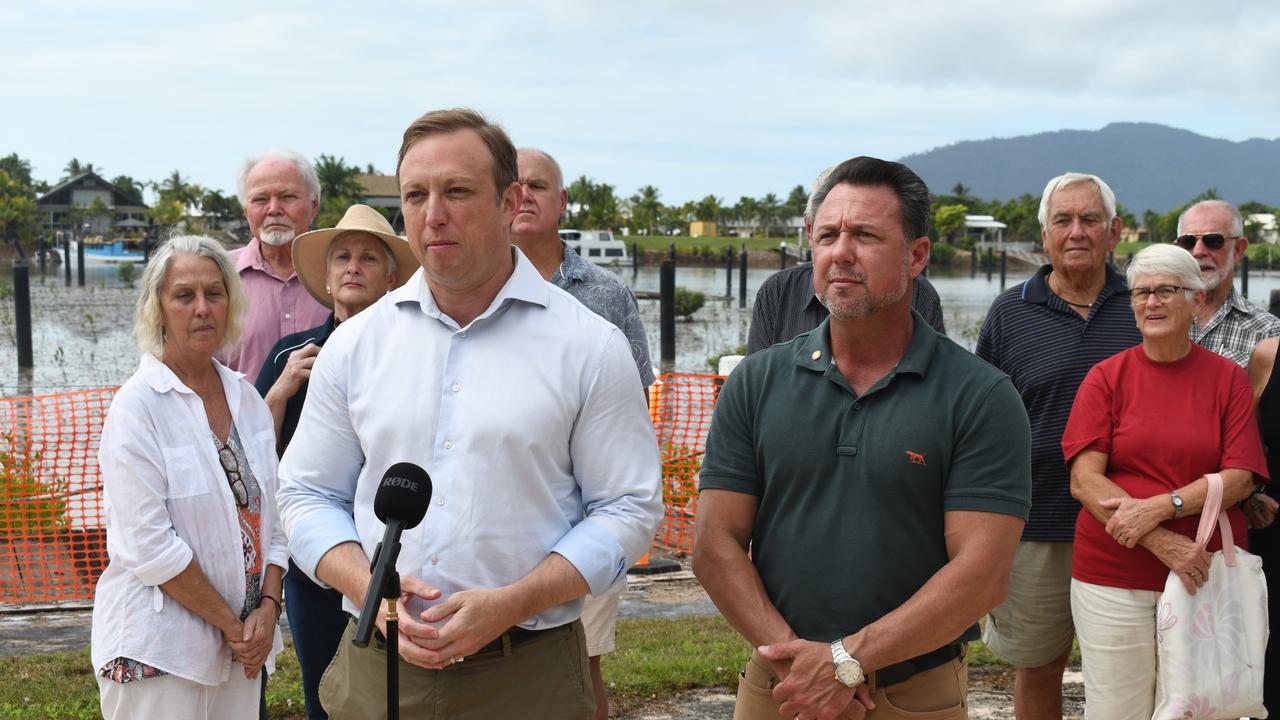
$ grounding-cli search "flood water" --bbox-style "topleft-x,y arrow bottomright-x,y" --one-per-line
3,260 -> 1280,397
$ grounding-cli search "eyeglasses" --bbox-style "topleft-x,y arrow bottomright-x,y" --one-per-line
1174,233 -> 1230,251
1129,285 -> 1189,304
215,440 -> 248,507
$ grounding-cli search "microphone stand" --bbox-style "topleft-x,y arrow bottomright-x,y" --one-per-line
382,565 -> 401,720
360,540 -> 403,720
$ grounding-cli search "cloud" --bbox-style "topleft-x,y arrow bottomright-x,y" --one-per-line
1,0 -> 1276,205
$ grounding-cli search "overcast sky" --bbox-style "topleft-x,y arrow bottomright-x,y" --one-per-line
4,0 -> 1277,206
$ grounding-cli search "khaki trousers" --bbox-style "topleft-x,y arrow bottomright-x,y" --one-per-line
319,619 -> 594,720
733,648 -> 969,719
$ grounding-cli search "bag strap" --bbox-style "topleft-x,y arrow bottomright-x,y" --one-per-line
1194,473 -> 1236,566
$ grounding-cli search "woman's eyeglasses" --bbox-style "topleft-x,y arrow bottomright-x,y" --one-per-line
1174,233 -> 1229,251
216,443 -> 248,507
1129,285 -> 1188,304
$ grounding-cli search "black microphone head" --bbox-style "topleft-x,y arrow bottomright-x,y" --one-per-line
373,462 -> 432,529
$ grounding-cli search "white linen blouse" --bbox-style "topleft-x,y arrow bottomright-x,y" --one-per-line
90,353 -> 289,686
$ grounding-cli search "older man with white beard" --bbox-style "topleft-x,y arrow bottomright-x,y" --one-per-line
1176,199 -> 1280,365
224,150 -> 331,375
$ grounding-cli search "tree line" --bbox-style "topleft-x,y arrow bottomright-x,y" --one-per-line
3,152 -> 1278,249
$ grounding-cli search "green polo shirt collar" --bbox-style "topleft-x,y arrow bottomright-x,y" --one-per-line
795,309 -> 938,391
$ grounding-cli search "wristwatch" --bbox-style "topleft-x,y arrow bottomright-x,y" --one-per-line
1169,491 -> 1185,518
830,639 -> 865,688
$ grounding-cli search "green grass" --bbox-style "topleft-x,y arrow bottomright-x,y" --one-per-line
0,617 -> 1076,719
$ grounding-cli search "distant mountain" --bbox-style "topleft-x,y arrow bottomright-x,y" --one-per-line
899,122 -> 1280,216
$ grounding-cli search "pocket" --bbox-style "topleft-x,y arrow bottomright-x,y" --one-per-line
875,659 -> 966,719
733,655 -> 779,720
160,446 -> 210,498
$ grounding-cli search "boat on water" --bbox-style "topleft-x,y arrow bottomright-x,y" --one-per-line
559,229 -> 628,266
72,238 -> 146,264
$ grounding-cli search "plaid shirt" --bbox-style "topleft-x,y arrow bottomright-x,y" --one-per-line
1193,287 -> 1280,367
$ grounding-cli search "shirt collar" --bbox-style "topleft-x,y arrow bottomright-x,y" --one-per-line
1224,286 -> 1252,314
556,240 -> 591,283
391,245 -> 551,327
794,309 -> 938,379
233,237 -> 264,273
137,352 -> 244,398
1022,263 -> 1128,305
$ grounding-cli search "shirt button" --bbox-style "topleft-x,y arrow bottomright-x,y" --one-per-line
458,330 -> 467,338
285,313 -> 292,319
451,384 -> 460,393
853,402 -> 862,410
443,440 -> 453,449
436,497 -> 445,506
431,556 -> 439,565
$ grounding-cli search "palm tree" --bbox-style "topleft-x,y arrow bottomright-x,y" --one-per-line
758,193 -> 781,236
155,170 -> 203,214
315,154 -> 364,202
630,185 -> 662,235
62,158 -> 98,181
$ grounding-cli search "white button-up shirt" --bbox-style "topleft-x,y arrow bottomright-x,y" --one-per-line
91,354 -> 288,686
277,249 -> 663,628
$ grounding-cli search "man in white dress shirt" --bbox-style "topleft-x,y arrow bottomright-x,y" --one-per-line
276,108 -> 663,719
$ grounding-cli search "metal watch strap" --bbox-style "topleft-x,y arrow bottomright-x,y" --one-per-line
1170,490 -> 1185,518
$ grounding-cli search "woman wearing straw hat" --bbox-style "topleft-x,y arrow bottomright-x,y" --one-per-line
253,204 -> 418,720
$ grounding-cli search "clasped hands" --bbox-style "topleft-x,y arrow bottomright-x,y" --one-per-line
223,606 -> 277,679
372,575 -> 525,670
757,639 -> 875,720
1100,495 -> 1210,594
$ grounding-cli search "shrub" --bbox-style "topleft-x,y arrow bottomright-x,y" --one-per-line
929,243 -> 957,265
674,287 -> 705,319
0,433 -> 67,534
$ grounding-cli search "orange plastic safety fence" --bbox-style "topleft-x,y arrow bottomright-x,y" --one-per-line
1,387 -> 116,604
648,372 -> 725,557
0,376 -> 726,604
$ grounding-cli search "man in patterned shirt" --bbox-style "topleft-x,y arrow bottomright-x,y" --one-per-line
510,146 -> 655,720
1178,199 -> 1280,365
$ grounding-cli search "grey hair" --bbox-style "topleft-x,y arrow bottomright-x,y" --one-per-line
517,147 -> 564,191
1177,199 -> 1244,238
803,165 -> 836,225
1125,243 -> 1205,293
326,231 -> 398,279
134,234 -> 247,357
236,149 -> 321,206
1038,172 -> 1117,227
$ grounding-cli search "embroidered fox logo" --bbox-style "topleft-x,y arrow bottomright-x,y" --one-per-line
906,450 -> 927,466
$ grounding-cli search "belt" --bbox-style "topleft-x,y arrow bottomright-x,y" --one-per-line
471,625 -> 558,657
358,617 -> 558,658
874,642 -> 964,687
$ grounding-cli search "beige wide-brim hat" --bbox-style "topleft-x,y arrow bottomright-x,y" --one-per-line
291,204 -> 419,309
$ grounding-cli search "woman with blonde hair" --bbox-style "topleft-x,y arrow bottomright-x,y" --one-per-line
92,234 -> 289,718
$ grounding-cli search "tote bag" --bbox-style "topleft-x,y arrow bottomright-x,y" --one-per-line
1153,473 -> 1269,720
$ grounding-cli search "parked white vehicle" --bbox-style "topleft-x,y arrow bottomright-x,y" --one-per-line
559,229 -> 629,265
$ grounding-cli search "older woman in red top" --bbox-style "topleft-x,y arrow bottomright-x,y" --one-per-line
1062,243 -> 1267,720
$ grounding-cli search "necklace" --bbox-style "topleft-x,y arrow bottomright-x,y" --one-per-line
1048,274 -> 1097,310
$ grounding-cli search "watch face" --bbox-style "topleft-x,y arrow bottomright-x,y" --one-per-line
835,660 -> 864,687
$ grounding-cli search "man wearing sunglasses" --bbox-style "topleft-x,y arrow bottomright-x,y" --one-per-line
1176,199 -> 1280,366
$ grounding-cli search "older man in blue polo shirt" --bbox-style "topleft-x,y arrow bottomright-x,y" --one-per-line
977,172 -> 1141,720
696,156 -> 1031,719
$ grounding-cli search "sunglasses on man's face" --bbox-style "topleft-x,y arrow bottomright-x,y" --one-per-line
1174,233 -> 1230,251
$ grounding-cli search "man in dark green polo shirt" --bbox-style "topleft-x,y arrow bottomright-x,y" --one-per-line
693,156 -> 1032,720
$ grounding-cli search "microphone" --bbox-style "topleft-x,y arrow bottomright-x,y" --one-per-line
353,462 -> 432,647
